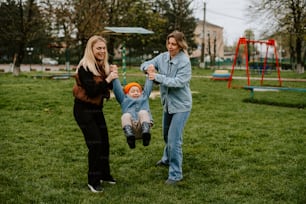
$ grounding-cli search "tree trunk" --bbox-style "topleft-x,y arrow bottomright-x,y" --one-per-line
12,53 -> 20,76
13,66 -> 21,76
295,33 -> 303,74
296,64 -> 304,74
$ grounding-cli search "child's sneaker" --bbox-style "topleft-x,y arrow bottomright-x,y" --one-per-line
127,136 -> 135,149
141,122 -> 151,146
142,133 -> 151,146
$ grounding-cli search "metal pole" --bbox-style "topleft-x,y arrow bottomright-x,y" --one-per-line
26,47 -> 33,70
122,41 -> 127,85
65,48 -> 70,75
200,1 -> 206,67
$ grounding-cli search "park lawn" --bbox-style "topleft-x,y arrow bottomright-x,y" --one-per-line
0,69 -> 305,204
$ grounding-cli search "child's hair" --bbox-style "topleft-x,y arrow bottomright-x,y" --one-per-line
124,82 -> 142,94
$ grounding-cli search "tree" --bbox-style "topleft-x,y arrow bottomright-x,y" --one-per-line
40,0 -> 79,64
248,0 -> 306,73
0,0 -> 50,75
157,0 -> 197,53
0,0 -> 20,64
244,29 -> 256,61
0,0 -> 198,69
74,0 -> 109,49
105,0 -> 162,61
53,1 -> 76,65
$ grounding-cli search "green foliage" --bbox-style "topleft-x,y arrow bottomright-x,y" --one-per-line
0,0 -> 198,66
0,70 -> 305,203
0,0 -> 51,65
106,0 -> 197,58
158,0 -> 197,50
248,0 -> 305,67
0,0 -> 22,62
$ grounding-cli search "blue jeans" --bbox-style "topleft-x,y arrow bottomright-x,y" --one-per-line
161,111 -> 190,181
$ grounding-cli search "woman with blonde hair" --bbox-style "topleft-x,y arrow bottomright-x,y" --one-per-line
73,35 -> 118,193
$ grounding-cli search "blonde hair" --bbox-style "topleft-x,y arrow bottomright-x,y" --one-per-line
77,35 -> 110,76
166,31 -> 189,56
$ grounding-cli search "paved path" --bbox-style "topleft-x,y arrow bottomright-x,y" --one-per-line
129,73 -> 306,82
192,75 -> 306,82
1,64 -> 305,82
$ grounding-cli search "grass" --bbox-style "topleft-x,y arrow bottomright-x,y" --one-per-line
0,68 -> 306,204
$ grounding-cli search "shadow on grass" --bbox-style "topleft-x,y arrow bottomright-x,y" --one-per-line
243,98 -> 305,109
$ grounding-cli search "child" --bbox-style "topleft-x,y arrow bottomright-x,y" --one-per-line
112,76 -> 153,149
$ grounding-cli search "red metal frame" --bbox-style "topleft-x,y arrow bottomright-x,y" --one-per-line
227,37 -> 282,88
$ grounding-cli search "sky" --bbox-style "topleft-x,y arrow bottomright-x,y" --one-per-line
191,0 -> 255,45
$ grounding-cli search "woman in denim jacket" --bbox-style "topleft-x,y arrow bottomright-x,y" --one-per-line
140,31 -> 192,185
112,76 -> 154,149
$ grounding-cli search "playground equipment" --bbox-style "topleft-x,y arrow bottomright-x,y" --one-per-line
227,37 -> 282,88
103,27 -> 154,85
243,86 -> 306,100
211,70 -> 230,80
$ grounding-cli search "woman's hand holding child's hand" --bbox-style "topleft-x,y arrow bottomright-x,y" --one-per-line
147,64 -> 156,80
106,64 -> 119,83
110,64 -> 118,72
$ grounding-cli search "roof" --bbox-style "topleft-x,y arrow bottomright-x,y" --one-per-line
103,27 -> 154,35
196,20 -> 223,29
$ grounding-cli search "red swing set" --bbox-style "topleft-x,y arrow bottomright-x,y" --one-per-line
227,37 -> 282,88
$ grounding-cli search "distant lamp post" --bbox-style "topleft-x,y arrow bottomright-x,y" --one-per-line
26,47 -> 34,70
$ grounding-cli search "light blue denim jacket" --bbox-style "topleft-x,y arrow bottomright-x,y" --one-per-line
140,51 -> 192,114
112,78 -> 153,121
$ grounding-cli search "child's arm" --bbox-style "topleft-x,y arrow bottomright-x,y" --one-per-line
112,78 -> 125,103
143,76 -> 154,97
140,55 -> 161,73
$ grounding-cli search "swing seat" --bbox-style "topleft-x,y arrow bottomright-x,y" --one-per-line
135,133 -> 143,140
134,128 -> 145,140
134,123 -> 152,140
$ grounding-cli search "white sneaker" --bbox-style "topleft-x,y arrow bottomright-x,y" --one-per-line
101,177 -> 116,185
88,184 -> 104,193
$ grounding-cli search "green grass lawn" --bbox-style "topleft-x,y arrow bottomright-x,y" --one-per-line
0,69 -> 305,204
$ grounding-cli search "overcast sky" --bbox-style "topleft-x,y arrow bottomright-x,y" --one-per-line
191,0 -> 255,45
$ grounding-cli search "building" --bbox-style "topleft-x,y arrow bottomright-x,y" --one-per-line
192,20 -> 224,60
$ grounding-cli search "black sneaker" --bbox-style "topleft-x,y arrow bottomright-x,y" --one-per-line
88,184 -> 104,193
101,177 -> 116,185
142,132 -> 151,146
127,136 -> 135,149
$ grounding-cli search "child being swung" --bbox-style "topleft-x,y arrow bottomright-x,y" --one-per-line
112,75 -> 154,149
